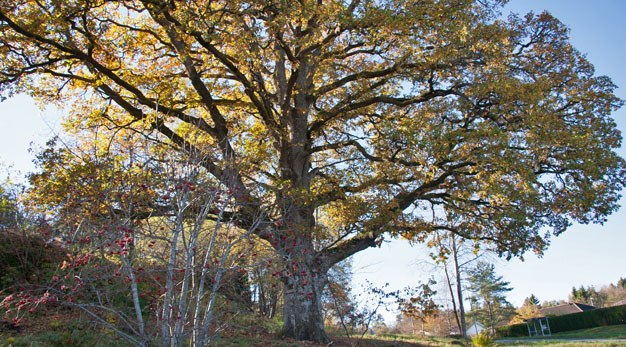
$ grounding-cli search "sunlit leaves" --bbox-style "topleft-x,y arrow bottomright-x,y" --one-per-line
0,0 -> 623,273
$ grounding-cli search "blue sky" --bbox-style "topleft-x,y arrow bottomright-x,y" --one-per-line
0,0 -> 625,322
351,0 -> 626,320
498,0 -> 626,303
0,95 -> 62,177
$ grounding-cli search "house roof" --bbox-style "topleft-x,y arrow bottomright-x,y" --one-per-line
540,302 -> 596,317
466,322 -> 484,329
610,299 -> 626,307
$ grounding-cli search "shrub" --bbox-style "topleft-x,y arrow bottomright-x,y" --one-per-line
1,330 -> 131,347
471,331 -> 496,347
0,231 -> 64,290
496,304 -> 626,337
496,322 -> 527,337
548,304 -> 626,333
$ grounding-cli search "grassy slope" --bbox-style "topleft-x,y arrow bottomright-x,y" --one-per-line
502,324 -> 626,340
550,325 -> 626,339
498,324 -> 626,347
3,320 -> 626,346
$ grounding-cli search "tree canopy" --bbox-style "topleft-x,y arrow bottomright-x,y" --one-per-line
1,0 -> 624,342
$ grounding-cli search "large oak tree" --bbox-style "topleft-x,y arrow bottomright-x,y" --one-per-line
1,0 -> 624,342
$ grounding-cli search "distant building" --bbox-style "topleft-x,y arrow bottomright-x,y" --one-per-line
448,326 -> 461,336
540,302 -> 596,317
610,299 -> 626,307
466,322 -> 485,336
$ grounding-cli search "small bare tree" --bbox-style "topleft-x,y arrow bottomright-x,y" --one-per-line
397,279 -> 440,336
156,158 -> 264,347
19,136 -> 267,346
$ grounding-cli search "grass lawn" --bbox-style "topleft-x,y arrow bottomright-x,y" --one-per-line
1,331 -> 464,347
548,325 -> 626,339
498,324 -> 626,346
4,320 -> 626,346
335,333 -> 466,346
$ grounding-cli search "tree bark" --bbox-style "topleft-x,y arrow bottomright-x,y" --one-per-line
280,259 -> 329,343
443,260 -> 460,334
450,234 -> 468,338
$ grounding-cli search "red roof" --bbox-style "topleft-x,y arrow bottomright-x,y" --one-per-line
540,302 -> 596,317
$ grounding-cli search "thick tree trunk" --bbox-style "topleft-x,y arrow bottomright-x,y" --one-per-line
272,217 -> 378,343
279,255 -> 330,343
281,237 -> 329,343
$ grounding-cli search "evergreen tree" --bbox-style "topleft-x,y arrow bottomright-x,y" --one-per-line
511,294 -> 542,324
467,262 -> 515,334
525,294 -> 540,307
571,285 -> 609,307
571,286 -> 585,303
